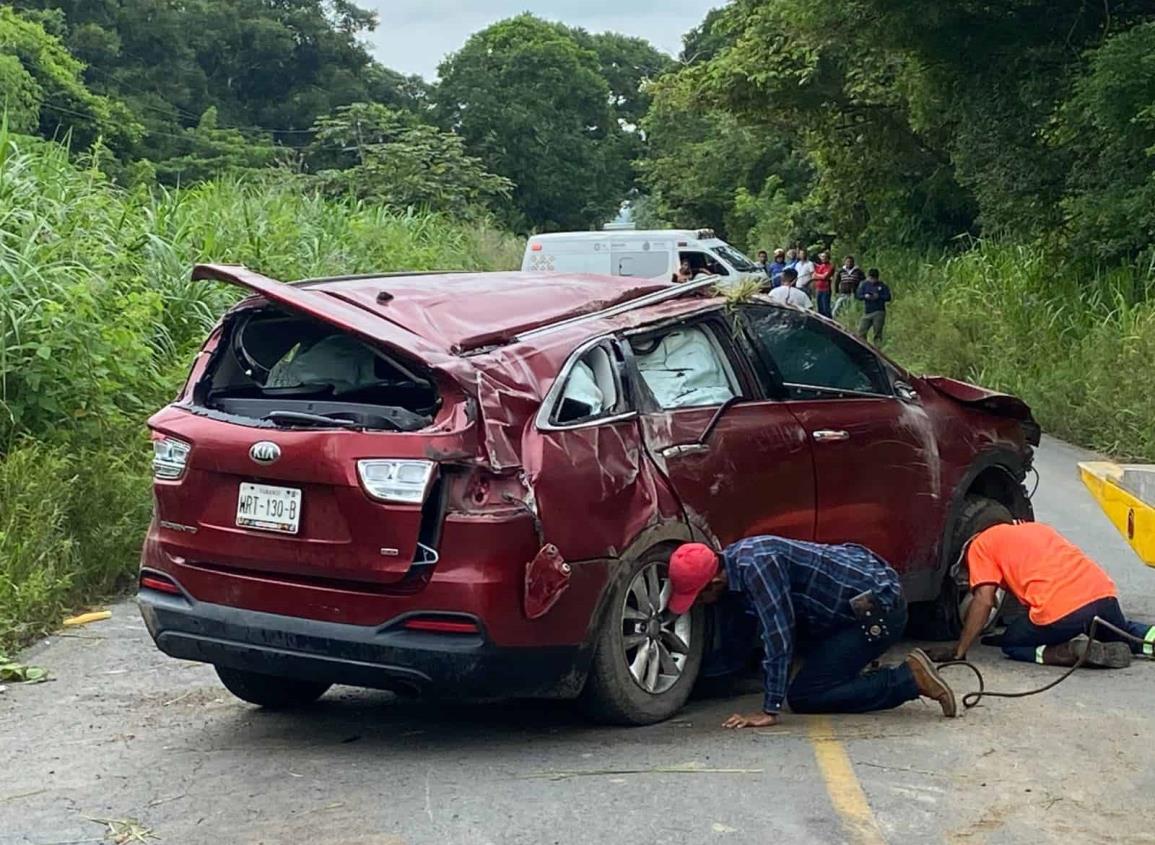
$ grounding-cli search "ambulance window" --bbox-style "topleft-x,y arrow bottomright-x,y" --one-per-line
680,251 -> 729,277
614,251 -> 669,278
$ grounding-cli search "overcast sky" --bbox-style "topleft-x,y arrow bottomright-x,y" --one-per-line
358,1 -> 718,80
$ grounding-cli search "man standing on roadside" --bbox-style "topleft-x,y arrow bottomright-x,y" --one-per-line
813,252 -> 834,317
755,250 -> 770,277
767,248 -> 787,288
834,255 -> 864,317
668,538 -> 958,728
855,268 -> 891,345
767,267 -> 813,310
794,248 -> 815,293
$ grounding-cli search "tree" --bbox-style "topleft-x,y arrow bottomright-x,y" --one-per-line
435,14 -> 630,231
154,107 -> 281,185
638,67 -> 813,247
0,7 -> 138,150
1055,23 -> 1155,262
307,102 -> 512,214
11,0 -> 424,177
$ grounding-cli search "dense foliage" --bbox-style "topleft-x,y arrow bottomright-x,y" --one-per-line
436,15 -> 670,230
0,131 -> 519,649
1,3 -> 669,231
642,2 -> 1155,261
2,1 -> 1155,652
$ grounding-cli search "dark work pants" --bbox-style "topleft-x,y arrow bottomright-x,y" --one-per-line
1001,596 -> 1155,662
816,290 -> 832,318
787,600 -> 920,714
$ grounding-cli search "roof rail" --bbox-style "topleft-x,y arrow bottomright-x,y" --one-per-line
292,269 -> 474,286
514,275 -> 720,343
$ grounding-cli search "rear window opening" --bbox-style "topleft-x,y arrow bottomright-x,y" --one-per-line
196,307 -> 440,431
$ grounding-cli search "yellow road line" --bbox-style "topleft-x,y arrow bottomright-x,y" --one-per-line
808,716 -> 886,845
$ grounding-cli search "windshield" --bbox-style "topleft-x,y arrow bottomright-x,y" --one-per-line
712,244 -> 760,272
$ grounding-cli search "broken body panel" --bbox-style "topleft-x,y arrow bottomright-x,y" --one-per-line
140,265 -> 1037,701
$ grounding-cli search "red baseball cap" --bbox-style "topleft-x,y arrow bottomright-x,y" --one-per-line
668,543 -> 720,615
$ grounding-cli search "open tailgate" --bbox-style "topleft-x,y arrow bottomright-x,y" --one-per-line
193,264 -> 455,369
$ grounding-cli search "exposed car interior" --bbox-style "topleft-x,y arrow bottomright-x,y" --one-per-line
198,308 -> 440,431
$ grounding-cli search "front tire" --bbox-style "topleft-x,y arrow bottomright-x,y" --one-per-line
215,666 -> 331,709
579,552 -> 705,725
910,495 -> 1014,640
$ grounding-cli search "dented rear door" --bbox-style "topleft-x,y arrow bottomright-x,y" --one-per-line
628,318 -> 816,546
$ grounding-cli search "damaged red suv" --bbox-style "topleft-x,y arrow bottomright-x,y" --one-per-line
140,265 -> 1039,724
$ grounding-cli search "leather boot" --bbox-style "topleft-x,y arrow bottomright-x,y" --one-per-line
905,649 -> 958,717
1041,635 -> 1131,669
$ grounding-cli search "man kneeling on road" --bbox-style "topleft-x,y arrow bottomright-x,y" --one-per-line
929,520 -> 1155,667
668,537 -> 959,729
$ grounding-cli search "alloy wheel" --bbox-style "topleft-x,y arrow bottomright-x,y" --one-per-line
620,562 -> 693,694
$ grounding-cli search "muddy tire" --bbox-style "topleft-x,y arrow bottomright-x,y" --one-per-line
910,496 -> 1014,641
214,666 -> 331,709
579,551 -> 705,726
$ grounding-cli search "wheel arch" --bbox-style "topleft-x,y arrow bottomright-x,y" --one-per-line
908,448 -> 1033,603
568,520 -> 697,693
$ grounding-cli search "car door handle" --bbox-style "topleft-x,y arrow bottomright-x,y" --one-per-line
660,443 -> 710,458
813,430 -> 850,443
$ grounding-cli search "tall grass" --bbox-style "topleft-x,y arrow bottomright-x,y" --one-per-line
0,132 -> 521,650
880,243 -> 1155,461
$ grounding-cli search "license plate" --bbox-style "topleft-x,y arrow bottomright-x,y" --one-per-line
236,483 -> 302,534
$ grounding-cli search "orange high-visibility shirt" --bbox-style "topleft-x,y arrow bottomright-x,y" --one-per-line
967,522 -> 1117,626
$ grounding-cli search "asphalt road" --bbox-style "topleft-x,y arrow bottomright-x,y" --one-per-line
2,435 -> 1154,845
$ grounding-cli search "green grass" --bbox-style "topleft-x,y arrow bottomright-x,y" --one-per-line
0,131 -> 521,651
876,243 -> 1155,461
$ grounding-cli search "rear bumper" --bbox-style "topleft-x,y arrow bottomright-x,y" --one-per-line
139,588 -> 586,700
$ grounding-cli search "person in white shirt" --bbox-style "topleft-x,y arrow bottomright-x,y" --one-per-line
767,267 -> 813,310
793,248 -> 816,292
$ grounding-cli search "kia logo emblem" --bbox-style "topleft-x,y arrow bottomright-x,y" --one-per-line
249,441 -> 281,465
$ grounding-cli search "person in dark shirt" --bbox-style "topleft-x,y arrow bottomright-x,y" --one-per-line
668,538 -> 958,729
855,268 -> 892,345
755,250 -> 770,276
767,248 -> 787,288
833,255 -> 865,317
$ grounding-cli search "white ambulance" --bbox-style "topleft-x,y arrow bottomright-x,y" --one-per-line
521,229 -> 763,282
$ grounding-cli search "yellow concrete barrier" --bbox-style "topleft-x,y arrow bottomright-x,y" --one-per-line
1079,462 -> 1155,567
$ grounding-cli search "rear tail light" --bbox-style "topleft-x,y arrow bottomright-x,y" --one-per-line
139,572 -> 182,595
152,436 -> 191,480
357,459 -> 434,504
402,616 -> 479,634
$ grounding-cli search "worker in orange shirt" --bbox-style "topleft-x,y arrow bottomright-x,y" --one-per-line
933,521 -> 1154,667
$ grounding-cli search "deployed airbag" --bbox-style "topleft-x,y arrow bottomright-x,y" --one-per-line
635,328 -> 736,409
267,335 -> 376,391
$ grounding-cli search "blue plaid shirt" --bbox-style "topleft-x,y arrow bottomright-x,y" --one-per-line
721,536 -> 903,713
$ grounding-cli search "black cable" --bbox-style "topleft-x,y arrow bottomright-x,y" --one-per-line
934,616 -> 1150,709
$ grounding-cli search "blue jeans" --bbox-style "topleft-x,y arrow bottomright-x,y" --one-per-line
816,290 -> 832,318
787,599 -> 920,714
1001,596 -> 1154,662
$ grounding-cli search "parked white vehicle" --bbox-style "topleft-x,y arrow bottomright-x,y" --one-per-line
522,229 -> 763,282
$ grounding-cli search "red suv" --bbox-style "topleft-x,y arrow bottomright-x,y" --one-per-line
139,265 -> 1039,724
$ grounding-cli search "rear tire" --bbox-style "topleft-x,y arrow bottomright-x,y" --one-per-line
910,496 -> 1014,640
214,666 -> 331,709
579,551 -> 705,726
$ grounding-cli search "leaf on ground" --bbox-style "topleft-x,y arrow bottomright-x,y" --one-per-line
0,656 -> 48,683
89,817 -> 159,844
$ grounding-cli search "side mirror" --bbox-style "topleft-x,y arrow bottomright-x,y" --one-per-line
895,380 -> 920,403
